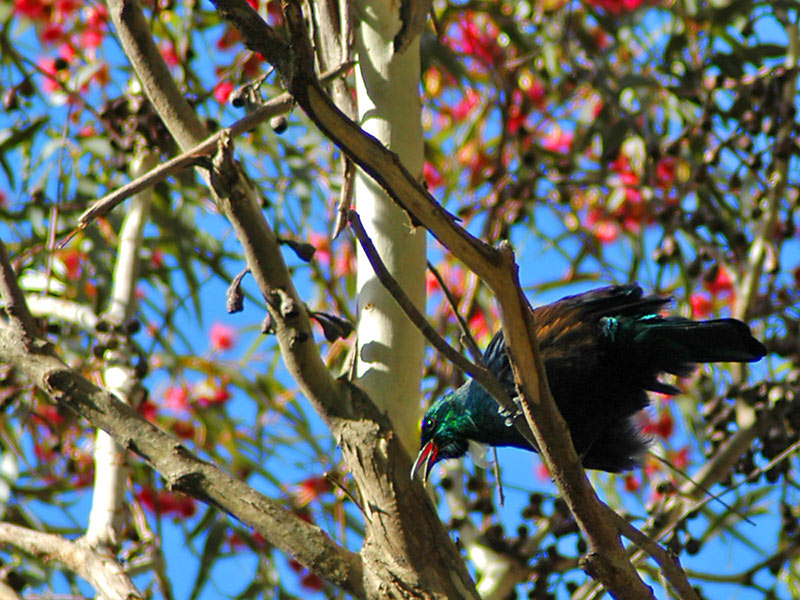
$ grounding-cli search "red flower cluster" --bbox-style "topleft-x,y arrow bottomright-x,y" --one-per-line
14,1 -> 110,97
642,409 -> 674,440
214,81 -> 234,104
295,475 -> 332,506
691,266 -> 735,318
210,322 -> 236,352
30,403 -> 94,489
585,0 -> 645,14
308,231 -> 355,278
137,486 -> 197,518
287,559 -> 325,591
582,153 -> 659,244
424,162 -> 444,191
446,13 -> 503,67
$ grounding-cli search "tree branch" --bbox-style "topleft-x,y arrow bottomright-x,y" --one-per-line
212,0 -> 654,595
603,507 -> 700,600
0,522 -> 142,600
0,242 -> 40,341
100,1 -> 480,597
349,209 -> 536,449
67,61 -> 352,241
0,320 -> 365,596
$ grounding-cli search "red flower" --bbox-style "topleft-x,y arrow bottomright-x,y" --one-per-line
525,78 -> 545,107
451,88 -> 481,120
670,447 -> 689,470
242,53 -> 265,77
296,476 -> 332,506
55,0 -> 81,15
171,420 -> 195,439
58,43 -> 75,62
332,244 -> 355,277
468,309 -> 490,343
84,4 -> 107,28
210,322 -> 235,351
14,0 -> 49,20
610,154 -> 630,173
594,219 -> 619,245
541,128 -> 573,154
216,27 -> 243,50
81,28 -> 104,48
39,58 -> 60,94
164,386 -> 189,411
137,399 -> 158,420
507,103 -> 525,135
212,386 -> 231,405
161,43 -> 180,67
150,249 -> 164,269
177,495 -> 196,518
656,157 -> 676,186
226,531 -> 246,549
301,573 -> 325,591
585,0 -> 644,15
137,486 -> 157,512
643,410 -> 674,439
425,271 -> 440,295
690,293 -> 712,318
424,161 -> 444,190
450,14 -> 502,65
536,462 -> 551,481
624,474 -> 640,492
214,81 -> 234,104
42,23 -> 64,45
137,487 -> 196,518
55,248 -> 83,279
309,232 -> 330,267
704,266 -> 733,296
35,403 -> 64,426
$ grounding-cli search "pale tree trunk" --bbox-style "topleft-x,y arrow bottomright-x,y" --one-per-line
86,150 -> 155,553
353,1 -> 426,456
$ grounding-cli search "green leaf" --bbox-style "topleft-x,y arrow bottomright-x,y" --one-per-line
189,517 -> 228,600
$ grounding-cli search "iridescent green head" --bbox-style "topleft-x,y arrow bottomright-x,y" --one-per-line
410,393 -> 471,484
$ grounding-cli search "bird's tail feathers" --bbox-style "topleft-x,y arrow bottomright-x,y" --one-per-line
636,317 -> 766,372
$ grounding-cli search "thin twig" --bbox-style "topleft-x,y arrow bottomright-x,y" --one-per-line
648,452 -> 754,526
0,241 -> 40,339
348,210 -> 526,435
491,447 -> 505,507
427,260 -> 482,363
603,506 -> 700,600
332,157 -> 355,239
323,471 -> 366,518
60,61 -> 354,247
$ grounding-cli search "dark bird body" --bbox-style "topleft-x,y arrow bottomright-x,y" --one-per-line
412,284 -> 767,481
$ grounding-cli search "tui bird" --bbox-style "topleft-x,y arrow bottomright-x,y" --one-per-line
411,284 -> 766,483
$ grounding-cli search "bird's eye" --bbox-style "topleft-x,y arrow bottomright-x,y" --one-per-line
422,418 -> 431,431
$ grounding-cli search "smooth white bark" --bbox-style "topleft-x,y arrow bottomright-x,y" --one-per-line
353,2 -> 426,454
86,151 -> 155,551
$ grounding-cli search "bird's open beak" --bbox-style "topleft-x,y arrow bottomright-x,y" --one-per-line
410,440 -> 438,484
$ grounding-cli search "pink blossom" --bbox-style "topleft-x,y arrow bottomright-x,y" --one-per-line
214,81 -> 234,104
541,128 -> 573,154
210,322 -> 236,351
164,386 -> 190,411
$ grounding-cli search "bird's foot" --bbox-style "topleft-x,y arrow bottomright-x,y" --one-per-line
498,400 -> 523,426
